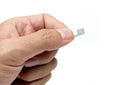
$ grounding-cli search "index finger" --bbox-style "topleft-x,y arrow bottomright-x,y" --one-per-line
27,13 -> 68,30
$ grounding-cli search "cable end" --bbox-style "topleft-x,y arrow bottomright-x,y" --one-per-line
73,28 -> 85,37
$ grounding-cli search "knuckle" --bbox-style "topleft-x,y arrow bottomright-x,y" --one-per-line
39,29 -> 62,50
41,30 -> 56,40
40,29 -> 62,43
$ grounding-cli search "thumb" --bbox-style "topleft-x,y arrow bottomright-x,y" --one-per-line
0,28 -> 74,66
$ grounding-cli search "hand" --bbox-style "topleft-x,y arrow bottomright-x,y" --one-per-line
0,14 -> 74,85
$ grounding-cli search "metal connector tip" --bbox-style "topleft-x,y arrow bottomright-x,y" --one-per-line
73,28 -> 85,37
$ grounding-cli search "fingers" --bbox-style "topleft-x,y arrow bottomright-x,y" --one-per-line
0,13 -> 74,67
28,73 -> 51,85
0,27 -> 73,66
22,13 -> 68,30
19,58 -> 57,81
12,73 -> 51,85
1,13 -> 68,34
0,14 -> 72,85
25,50 -> 58,67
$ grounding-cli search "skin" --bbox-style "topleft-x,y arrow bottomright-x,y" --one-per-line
0,14 -> 74,85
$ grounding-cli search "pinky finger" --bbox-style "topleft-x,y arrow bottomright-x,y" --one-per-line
12,73 -> 51,85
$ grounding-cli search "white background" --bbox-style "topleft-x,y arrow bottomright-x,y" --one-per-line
0,0 -> 120,85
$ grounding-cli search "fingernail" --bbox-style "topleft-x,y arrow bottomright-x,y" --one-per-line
25,58 -> 39,67
56,28 -> 74,40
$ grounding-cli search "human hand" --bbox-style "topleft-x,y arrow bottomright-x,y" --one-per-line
0,14 -> 74,85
